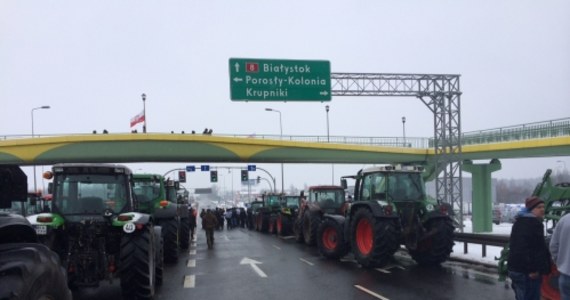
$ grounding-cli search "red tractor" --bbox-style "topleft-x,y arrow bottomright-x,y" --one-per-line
292,186 -> 349,245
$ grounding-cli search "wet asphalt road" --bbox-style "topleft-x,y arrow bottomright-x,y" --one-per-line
72,224 -> 514,300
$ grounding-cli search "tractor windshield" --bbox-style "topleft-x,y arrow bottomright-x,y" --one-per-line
264,195 -> 281,208
310,189 -> 345,209
361,171 -> 425,202
282,196 -> 300,209
54,173 -> 129,215
133,180 -> 161,203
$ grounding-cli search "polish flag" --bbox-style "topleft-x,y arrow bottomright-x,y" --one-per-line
130,110 -> 145,127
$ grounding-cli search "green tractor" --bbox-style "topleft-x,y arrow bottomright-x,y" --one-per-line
254,193 -> 282,233
293,185 -> 348,246
26,163 -> 163,299
275,195 -> 301,236
133,174 -> 190,263
318,165 -> 455,266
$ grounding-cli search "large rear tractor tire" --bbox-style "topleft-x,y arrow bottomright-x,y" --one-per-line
303,211 -> 320,245
161,218 -> 179,263
0,243 -> 72,300
317,218 -> 349,259
179,217 -> 190,250
408,218 -> 455,265
350,208 -> 399,268
120,226 -> 156,300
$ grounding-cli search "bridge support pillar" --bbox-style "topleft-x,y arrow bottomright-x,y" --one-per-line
462,159 -> 501,233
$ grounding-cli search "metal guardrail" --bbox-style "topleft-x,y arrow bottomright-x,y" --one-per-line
2,117 -> 568,148
460,117 -> 570,146
454,232 -> 509,258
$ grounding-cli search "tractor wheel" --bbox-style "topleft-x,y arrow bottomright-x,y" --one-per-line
120,225 -> 156,299
255,215 -> 262,232
161,218 -> 179,263
277,214 -> 290,236
268,217 -> 275,234
303,211 -> 320,245
0,243 -> 71,300
179,217 -> 190,250
154,226 -> 164,286
350,208 -> 399,268
259,215 -> 268,233
293,219 -> 304,243
409,218 -> 455,265
317,218 -> 349,259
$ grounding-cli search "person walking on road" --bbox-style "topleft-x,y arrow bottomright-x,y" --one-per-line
188,206 -> 197,241
508,196 -> 552,300
550,212 -> 570,300
202,209 -> 218,249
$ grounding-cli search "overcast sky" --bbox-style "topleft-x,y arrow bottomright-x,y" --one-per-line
1,1 -> 569,193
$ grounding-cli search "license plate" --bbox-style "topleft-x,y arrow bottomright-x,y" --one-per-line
35,225 -> 47,235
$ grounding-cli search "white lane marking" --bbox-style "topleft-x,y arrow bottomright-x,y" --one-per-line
272,244 -> 281,250
240,257 -> 267,278
280,236 -> 295,240
383,264 -> 406,271
222,234 -> 229,241
187,259 -> 196,267
183,275 -> 195,288
354,285 -> 390,300
299,258 -> 314,266
375,268 -> 391,274
189,250 -> 196,255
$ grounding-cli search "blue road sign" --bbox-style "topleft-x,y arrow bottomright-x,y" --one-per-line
186,165 -> 196,172
201,165 -> 210,171
247,165 -> 256,171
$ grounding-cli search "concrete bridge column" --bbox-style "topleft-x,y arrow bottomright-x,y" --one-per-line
462,159 -> 501,233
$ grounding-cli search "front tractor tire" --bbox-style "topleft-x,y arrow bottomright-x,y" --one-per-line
302,211 -> 320,245
350,208 -> 399,268
293,219 -> 304,243
120,225 -> 156,300
408,218 -> 455,266
317,218 -> 349,259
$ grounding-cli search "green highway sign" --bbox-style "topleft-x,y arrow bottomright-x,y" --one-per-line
229,58 -> 331,101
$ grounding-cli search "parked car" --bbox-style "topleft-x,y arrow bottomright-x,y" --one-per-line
492,209 -> 501,225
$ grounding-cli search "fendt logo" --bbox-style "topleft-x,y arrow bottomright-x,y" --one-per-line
246,62 -> 259,73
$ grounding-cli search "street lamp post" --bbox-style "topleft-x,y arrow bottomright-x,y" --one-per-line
326,105 -> 334,184
402,116 -> 406,147
31,105 -> 50,194
265,108 -> 284,193
141,93 -> 147,133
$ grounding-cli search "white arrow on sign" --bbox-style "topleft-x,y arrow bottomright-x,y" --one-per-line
320,91 -> 329,96
234,62 -> 240,73
233,77 -> 243,82
240,257 -> 267,278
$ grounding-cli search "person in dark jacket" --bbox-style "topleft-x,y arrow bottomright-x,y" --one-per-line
507,196 -> 551,300
202,209 -> 218,249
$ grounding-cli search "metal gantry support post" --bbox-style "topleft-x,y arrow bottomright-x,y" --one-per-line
331,73 -> 464,229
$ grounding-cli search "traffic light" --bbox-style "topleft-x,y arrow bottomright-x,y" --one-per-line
178,170 -> 186,183
241,170 -> 249,182
210,170 -> 218,182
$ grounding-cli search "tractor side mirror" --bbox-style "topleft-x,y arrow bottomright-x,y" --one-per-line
341,179 -> 347,189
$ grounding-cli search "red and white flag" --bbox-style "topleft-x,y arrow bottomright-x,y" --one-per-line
130,110 -> 145,127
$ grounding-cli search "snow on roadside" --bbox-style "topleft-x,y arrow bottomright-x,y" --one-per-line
452,219 -> 512,266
